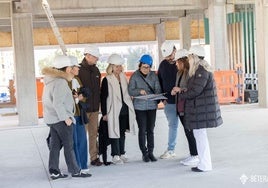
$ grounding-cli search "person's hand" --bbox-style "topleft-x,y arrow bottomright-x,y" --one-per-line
140,89 -> 147,95
171,87 -> 181,95
103,115 -> 108,121
78,94 -> 84,101
73,93 -> 78,98
65,118 -> 73,126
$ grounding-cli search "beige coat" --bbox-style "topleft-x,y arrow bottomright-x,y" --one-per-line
106,72 -> 136,138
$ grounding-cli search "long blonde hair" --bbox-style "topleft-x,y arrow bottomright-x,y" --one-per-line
106,64 -> 113,75
188,54 -> 212,77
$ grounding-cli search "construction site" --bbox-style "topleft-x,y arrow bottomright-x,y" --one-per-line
0,1 -> 268,187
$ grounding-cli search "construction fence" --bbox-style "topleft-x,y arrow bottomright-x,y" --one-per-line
1,69 -> 256,118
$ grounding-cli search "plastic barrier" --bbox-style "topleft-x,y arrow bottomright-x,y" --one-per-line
36,78 -> 44,118
9,80 -> 16,105
16,69 -> 245,118
214,70 -> 244,104
35,70 -> 165,119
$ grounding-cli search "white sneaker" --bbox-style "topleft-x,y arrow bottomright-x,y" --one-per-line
80,169 -> 90,174
112,155 -> 124,165
180,155 -> 199,166
120,154 -> 128,163
160,150 -> 176,159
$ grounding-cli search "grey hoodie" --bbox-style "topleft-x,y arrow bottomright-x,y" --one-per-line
42,67 -> 75,124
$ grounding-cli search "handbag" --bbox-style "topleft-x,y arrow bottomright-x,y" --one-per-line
98,117 -> 111,155
177,98 -> 185,113
177,74 -> 185,113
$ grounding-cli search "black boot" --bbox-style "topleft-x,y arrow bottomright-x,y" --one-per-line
142,153 -> 150,162
148,153 -> 157,162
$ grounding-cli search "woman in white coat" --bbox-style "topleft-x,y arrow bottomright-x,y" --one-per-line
100,54 -> 136,164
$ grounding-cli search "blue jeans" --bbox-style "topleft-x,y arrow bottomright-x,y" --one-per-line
73,116 -> 88,169
164,103 -> 179,151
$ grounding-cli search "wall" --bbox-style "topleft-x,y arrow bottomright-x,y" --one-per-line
0,20 -> 204,47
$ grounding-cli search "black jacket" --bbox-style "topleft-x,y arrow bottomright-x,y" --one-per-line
180,65 -> 223,130
158,60 -> 178,104
78,58 -> 101,112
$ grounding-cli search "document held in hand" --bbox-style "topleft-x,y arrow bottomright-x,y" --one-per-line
133,93 -> 167,101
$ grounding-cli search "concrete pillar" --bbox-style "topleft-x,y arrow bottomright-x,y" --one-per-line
156,21 -> 166,64
179,16 -> 191,50
11,13 -> 38,125
207,0 -> 229,70
255,0 -> 268,107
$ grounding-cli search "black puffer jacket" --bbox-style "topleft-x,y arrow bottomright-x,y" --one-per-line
179,65 -> 223,130
78,58 -> 101,112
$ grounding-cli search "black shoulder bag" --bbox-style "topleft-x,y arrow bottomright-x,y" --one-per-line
140,75 -> 160,104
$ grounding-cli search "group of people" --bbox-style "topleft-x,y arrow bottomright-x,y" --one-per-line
42,42 -> 223,180
159,43 -> 223,172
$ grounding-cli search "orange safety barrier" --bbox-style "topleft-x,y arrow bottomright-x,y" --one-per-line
8,79 -> 16,105
214,70 -> 244,104
36,70 -> 163,118
36,78 -> 44,118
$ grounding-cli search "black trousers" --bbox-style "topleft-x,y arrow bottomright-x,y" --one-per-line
110,114 -> 128,156
135,109 -> 156,155
179,115 -> 198,156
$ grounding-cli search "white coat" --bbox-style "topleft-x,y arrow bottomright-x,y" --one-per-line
106,72 -> 136,138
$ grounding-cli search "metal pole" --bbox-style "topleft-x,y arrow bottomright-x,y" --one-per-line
42,0 -> 67,55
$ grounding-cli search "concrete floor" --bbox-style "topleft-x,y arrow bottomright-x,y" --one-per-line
0,103 -> 267,188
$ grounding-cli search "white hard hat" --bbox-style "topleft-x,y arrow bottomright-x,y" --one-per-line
68,55 -> 80,67
84,46 -> 100,58
189,45 -> 205,57
175,49 -> 189,60
107,54 -> 125,65
52,55 -> 72,69
161,41 -> 175,57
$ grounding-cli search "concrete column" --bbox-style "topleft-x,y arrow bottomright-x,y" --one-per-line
11,13 -> 38,125
179,16 -> 191,50
156,21 -> 166,64
255,0 -> 268,107
207,0 -> 229,70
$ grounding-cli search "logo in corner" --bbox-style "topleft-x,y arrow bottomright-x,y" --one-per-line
240,174 -> 248,185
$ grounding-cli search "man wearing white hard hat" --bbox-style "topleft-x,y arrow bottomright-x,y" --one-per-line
100,54 -> 136,165
78,46 -> 103,166
158,41 -> 180,159
174,45 -> 223,172
42,55 -> 91,179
